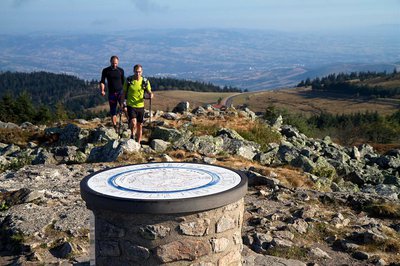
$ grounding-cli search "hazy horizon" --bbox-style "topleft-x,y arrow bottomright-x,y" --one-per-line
1,0 -> 399,34
1,0 -> 399,90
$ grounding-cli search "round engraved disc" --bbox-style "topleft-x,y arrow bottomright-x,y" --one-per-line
80,162 -> 247,213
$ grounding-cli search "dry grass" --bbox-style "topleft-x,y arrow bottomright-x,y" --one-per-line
0,128 -> 43,147
230,87 -> 400,116
362,201 -> 400,219
188,116 -> 254,135
89,87 -> 400,118
89,90 -> 237,113
359,73 -> 400,89
170,152 -> 313,190
255,166 -> 314,189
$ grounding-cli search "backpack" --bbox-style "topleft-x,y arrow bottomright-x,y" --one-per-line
142,77 -> 151,99
126,76 -> 150,99
126,76 -> 149,91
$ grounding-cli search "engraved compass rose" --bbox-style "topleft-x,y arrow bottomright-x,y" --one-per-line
80,162 -> 247,213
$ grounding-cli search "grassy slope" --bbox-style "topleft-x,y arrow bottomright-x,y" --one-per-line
90,74 -> 400,116
230,87 -> 400,116
91,88 -> 399,116
90,91 -> 238,113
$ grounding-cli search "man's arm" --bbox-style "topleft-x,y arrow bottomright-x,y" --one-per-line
122,80 -> 128,109
146,80 -> 154,98
99,82 -> 106,96
100,68 -> 106,96
120,68 -> 125,85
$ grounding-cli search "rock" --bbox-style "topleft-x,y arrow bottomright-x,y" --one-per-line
74,119 -> 89,125
375,258 -> 388,266
252,232 -> 273,251
192,106 -> 207,116
270,115 -> 283,129
88,126 -> 118,144
53,206 -> 90,237
160,154 -> 174,162
122,241 -> 150,261
309,247 -> 331,259
191,135 -> 224,157
280,125 -> 302,139
52,145 -> 87,164
120,139 -> 141,153
273,230 -> 294,241
172,101 -> 190,113
290,219 -> 308,234
203,157 -> 217,164
277,143 -> 299,164
210,237 -> 230,253
87,140 -> 124,162
150,139 -> 170,153
162,112 -> 179,120
271,238 -> 293,248
49,241 -> 74,259
46,123 -> 88,146
245,170 -> 281,187
351,230 -> 388,244
2,105 -> 400,266
150,126 -> 183,142
352,251 -> 370,260
216,128 -> 244,140
222,137 -> 260,160
350,146 -> 361,160
179,219 -> 210,236
0,121 -> 19,129
155,240 -> 211,263
32,149 -> 57,165
216,215 -> 236,233
0,144 -> 21,156
337,240 -> 360,252
242,246 -> 307,266
2,203 -> 57,235
139,225 -> 171,240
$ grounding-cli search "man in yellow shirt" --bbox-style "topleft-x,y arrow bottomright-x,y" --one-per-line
122,64 -> 154,143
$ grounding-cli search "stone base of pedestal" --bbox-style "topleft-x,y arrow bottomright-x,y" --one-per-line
93,199 -> 244,266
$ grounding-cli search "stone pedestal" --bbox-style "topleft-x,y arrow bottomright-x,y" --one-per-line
81,162 -> 247,266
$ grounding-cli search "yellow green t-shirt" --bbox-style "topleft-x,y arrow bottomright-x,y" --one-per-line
123,77 -> 151,108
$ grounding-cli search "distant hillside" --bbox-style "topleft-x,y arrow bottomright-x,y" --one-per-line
149,77 -> 241,92
0,71 -> 241,123
298,70 -> 400,97
1,29 -> 399,91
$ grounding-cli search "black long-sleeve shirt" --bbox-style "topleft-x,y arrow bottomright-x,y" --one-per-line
100,66 -> 125,94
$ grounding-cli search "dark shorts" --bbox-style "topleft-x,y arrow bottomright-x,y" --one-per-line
127,106 -> 145,124
108,91 -> 123,116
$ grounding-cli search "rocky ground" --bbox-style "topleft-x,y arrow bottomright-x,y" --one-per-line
0,102 -> 399,265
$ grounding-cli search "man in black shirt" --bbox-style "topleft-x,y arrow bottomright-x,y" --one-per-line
100,55 -> 125,130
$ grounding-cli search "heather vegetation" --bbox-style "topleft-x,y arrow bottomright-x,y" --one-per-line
264,104 -> 400,146
251,70 -> 400,147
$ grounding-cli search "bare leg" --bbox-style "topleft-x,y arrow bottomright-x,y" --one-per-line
112,115 -> 117,126
130,118 -> 137,139
136,123 -> 143,144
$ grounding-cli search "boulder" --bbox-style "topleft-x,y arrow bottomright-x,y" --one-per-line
172,101 -> 190,114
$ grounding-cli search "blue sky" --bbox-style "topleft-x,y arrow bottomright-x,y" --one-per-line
0,0 -> 399,34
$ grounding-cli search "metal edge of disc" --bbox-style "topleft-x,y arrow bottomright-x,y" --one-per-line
80,162 -> 248,214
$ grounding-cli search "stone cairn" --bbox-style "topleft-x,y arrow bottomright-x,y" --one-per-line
92,199 -> 244,266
